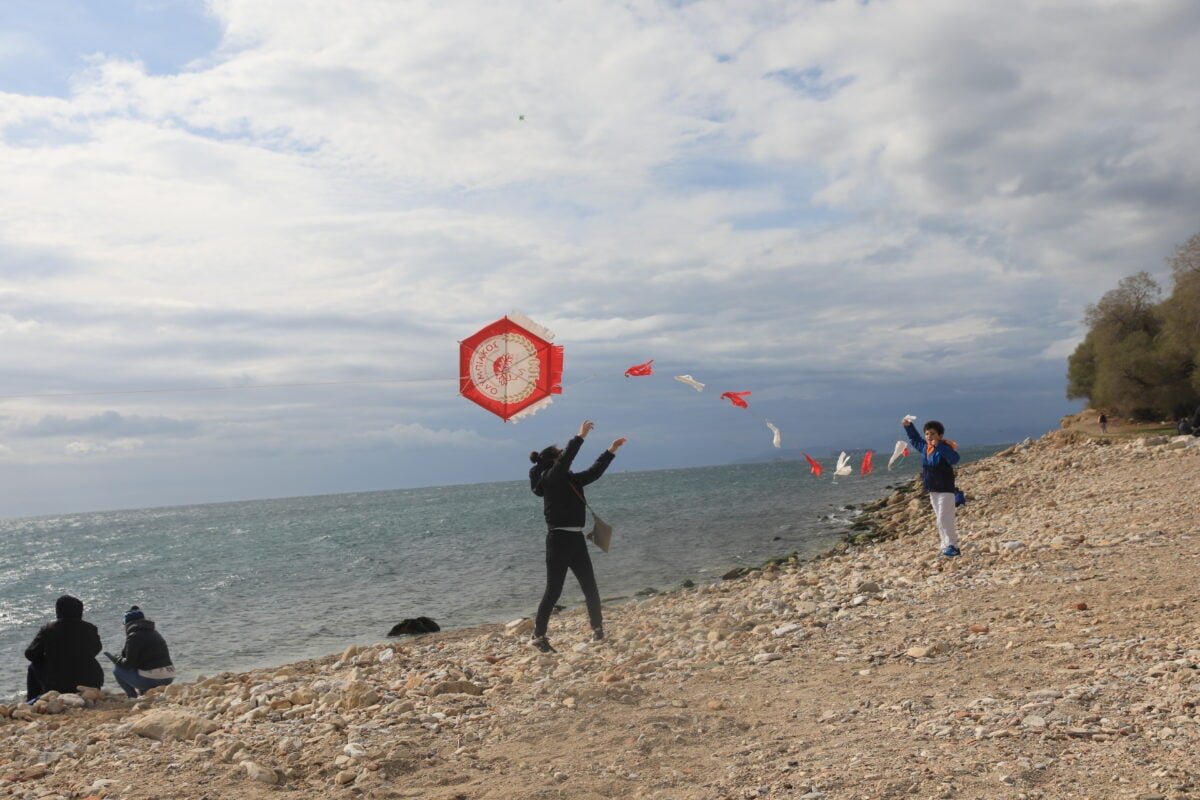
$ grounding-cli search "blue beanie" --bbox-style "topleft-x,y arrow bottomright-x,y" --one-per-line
124,606 -> 145,625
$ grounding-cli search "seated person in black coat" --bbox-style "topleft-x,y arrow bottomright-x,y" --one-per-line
25,594 -> 104,701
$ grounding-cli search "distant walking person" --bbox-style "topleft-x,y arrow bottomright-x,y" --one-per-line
24,594 -> 104,700
528,419 -> 627,652
109,605 -> 176,697
1098,413 -> 1108,434
903,418 -> 962,557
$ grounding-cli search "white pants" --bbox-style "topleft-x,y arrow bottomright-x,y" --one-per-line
929,492 -> 958,549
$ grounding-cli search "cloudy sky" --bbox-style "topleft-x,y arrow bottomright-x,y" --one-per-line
0,0 -> 1197,518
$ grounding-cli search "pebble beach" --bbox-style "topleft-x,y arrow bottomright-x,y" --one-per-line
3,414 -> 1199,800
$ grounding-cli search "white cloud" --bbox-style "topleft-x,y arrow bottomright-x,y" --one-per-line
368,422 -> 496,449
0,0 -> 1195,513
64,438 -> 144,456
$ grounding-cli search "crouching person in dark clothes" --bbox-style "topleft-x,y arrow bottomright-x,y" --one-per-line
111,605 -> 176,697
25,594 -> 104,701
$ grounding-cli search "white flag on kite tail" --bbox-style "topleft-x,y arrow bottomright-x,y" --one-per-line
888,440 -> 910,470
765,420 -> 781,449
673,375 -> 705,392
834,451 -> 852,477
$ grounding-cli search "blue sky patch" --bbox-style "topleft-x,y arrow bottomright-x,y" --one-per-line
0,0 -> 221,97
766,66 -> 854,101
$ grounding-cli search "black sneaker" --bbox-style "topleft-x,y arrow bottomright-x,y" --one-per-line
592,628 -> 605,642
531,635 -> 556,653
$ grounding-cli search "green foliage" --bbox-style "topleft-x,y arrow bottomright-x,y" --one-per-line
1162,232 -> 1200,394
1067,233 -> 1200,419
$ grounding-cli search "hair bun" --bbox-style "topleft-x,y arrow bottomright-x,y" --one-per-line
529,451 -> 541,464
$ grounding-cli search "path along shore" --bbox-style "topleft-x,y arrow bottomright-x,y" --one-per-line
2,423 -> 1199,799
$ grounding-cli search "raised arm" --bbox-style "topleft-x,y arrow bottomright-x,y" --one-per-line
902,421 -> 923,450
543,423 -> 591,484
571,434 -> 627,487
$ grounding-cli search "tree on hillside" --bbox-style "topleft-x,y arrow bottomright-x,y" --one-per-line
1067,233 -> 1200,420
1161,232 -> 1200,394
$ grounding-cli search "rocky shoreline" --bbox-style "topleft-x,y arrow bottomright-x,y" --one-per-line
2,422 -> 1199,799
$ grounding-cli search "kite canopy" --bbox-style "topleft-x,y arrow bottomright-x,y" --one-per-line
459,312 -> 563,422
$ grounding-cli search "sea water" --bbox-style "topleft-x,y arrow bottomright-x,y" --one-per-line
0,446 -> 1001,700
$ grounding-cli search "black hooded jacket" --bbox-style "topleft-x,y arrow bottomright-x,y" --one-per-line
115,618 -> 173,672
24,596 -> 104,692
529,435 -> 615,530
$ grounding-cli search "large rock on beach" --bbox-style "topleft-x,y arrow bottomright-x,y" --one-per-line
130,710 -> 219,741
387,616 -> 441,636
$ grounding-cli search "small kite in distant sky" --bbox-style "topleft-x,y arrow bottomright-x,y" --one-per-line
835,451 -> 852,477
887,440 -> 910,470
861,450 -> 874,477
624,359 -> 654,377
765,420 -> 781,449
674,375 -> 705,392
803,453 -> 823,477
459,312 -> 562,422
720,391 -> 752,409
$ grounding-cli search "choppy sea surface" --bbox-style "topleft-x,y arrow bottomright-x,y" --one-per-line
1,446 -> 1002,701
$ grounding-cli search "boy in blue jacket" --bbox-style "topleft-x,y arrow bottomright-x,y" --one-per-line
903,418 -> 962,557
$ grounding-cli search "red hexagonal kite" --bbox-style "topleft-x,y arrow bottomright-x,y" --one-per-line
459,312 -> 563,422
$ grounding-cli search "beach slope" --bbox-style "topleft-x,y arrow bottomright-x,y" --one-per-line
2,424 -> 1199,799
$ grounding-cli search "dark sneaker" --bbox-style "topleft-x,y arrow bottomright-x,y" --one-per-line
941,545 -> 961,557
531,635 -> 556,653
592,628 -> 605,642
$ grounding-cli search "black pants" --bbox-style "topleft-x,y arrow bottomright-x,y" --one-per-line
534,529 -> 602,636
27,663 -> 49,701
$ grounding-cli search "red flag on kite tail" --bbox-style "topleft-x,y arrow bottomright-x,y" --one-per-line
720,390 -> 752,409
624,359 -> 654,377
861,450 -> 874,478
803,453 -> 823,477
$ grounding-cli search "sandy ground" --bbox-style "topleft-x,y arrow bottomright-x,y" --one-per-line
2,412 -> 1199,800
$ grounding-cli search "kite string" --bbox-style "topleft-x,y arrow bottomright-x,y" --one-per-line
560,374 -> 598,391
0,376 -> 454,402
